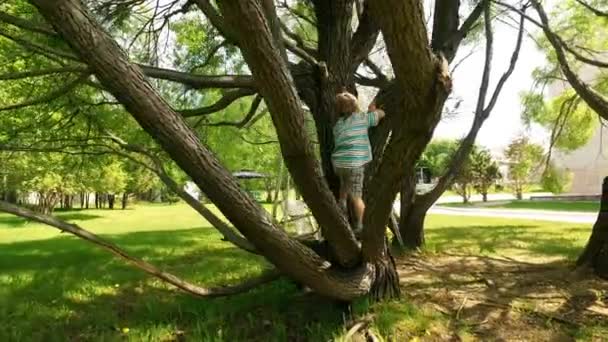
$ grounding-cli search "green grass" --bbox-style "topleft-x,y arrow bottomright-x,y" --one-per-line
424,214 -> 591,260
0,203 -> 602,341
440,200 -> 599,212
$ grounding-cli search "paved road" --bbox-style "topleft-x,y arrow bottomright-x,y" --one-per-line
428,206 -> 596,224
435,192 -> 553,204
393,192 -> 596,224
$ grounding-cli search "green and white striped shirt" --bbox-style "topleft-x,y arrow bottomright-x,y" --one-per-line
332,111 -> 380,169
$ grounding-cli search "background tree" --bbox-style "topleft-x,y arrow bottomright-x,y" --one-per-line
418,139 -> 459,180
540,162 -> 573,194
470,148 -> 502,202
504,137 -> 544,200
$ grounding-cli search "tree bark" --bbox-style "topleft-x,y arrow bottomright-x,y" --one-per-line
577,177 -> 608,279
401,204 -> 427,250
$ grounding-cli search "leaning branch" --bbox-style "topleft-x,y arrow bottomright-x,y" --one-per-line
180,88 -> 257,117
530,0 -> 608,121
0,66 -> 87,80
202,94 -> 263,128
138,64 -> 255,89
0,73 -> 88,112
0,10 -> 57,36
494,0 -> 608,68
0,200 -> 279,297
575,0 -> 608,17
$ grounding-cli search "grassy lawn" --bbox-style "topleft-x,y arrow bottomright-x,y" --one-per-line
0,203 -> 606,341
440,200 -> 600,213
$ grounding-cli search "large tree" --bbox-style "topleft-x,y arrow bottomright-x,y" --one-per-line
0,0 -> 526,301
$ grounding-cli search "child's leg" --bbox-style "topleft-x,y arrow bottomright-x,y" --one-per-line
335,168 -> 349,213
352,196 -> 365,230
349,167 -> 365,232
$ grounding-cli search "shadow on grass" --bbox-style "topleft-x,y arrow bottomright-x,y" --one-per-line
0,212 -> 102,228
427,224 -> 587,260
0,226 -> 350,341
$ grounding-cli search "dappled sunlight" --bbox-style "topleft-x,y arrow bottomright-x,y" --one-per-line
1,205 -> 607,340
425,215 -> 590,261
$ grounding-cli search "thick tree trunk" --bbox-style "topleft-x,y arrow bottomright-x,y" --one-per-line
85,193 -> 89,209
577,177 -> 608,279
121,193 -> 128,210
482,192 -> 488,202
401,203 -> 427,249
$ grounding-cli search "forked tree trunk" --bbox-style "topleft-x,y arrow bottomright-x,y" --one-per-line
577,177 -> 608,279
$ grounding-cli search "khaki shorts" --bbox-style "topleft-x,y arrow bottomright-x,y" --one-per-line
335,167 -> 364,198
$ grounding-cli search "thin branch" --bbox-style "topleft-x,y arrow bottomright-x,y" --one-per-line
364,59 -> 390,84
0,66 -> 87,80
0,28 -> 79,62
282,37 -> 319,66
138,64 -> 255,89
494,0 -> 608,68
0,200 -> 278,298
483,10 -> 525,114
575,0 -> 608,17
240,135 -> 278,145
0,73 -> 88,112
180,88 -> 257,117
0,10 -> 56,36
193,0 -> 239,43
202,95 -> 263,128
189,40 -> 228,72
279,20 -> 316,56
530,0 -> 608,121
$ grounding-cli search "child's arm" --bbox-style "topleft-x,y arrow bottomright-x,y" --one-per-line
368,101 -> 385,121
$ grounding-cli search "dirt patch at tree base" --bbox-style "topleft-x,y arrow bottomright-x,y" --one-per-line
395,253 -> 608,341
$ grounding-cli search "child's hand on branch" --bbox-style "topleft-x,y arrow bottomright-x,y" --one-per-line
368,101 -> 377,112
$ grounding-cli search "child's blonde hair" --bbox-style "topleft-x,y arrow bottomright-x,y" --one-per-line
335,90 -> 360,117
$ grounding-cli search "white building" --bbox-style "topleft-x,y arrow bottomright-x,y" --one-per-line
550,64 -> 607,195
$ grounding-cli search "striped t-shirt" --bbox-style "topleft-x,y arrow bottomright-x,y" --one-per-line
332,111 -> 380,168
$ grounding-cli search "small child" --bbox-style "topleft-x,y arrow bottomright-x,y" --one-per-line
332,90 -> 385,234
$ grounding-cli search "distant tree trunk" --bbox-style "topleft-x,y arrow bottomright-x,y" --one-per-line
85,193 -> 90,209
516,188 -> 523,200
482,192 -> 488,202
577,177 -> 608,279
121,193 -> 128,210
108,194 -> 115,209
94,192 -> 99,209
6,190 -> 18,204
